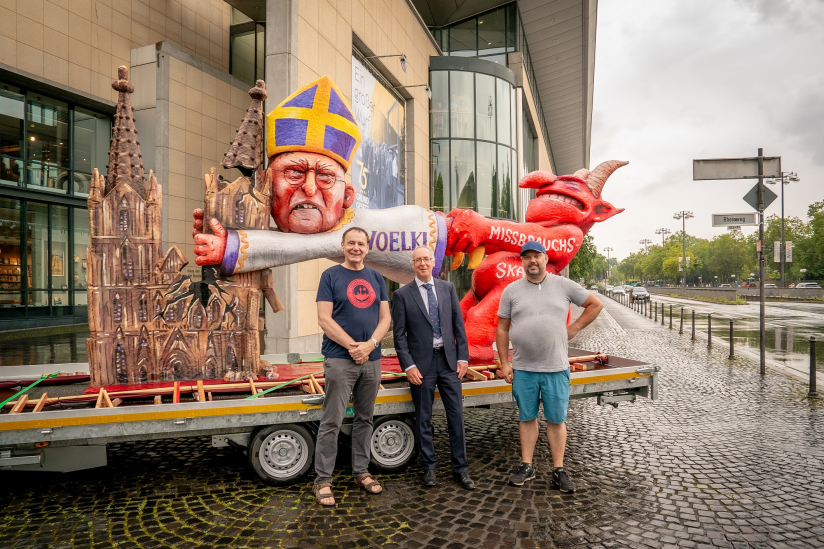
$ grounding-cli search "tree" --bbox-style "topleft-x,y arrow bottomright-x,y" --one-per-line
569,233 -> 597,282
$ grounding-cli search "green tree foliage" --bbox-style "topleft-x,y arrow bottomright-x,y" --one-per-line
569,233 -> 597,282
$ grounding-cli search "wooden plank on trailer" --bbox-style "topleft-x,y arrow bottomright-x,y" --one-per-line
154,395 -> 162,405
302,380 -> 315,394
95,390 -> 104,409
32,393 -> 48,412
465,367 -> 487,382
309,375 -> 324,395
111,398 -> 123,407
173,381 -> 180,403
197,380 -> 206,402
9,395 -> 28,414
249,379 -> 257,395
207,392 -> 213,401
102,389 -> 114,408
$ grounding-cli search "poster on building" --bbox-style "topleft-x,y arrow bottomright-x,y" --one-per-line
786,241 -> 792,262
351,56 -> 405,210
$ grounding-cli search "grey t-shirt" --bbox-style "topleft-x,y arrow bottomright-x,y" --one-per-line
497,274 -> 592,372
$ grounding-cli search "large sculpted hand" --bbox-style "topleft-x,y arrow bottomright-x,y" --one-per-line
446,208 -> 489,254
192,209 -> 227,266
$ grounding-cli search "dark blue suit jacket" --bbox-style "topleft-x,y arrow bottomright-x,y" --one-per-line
392,278 -> 470,376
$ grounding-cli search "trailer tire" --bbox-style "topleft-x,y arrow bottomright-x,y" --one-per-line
248,424 -> 314,486
369,414 -> 418,473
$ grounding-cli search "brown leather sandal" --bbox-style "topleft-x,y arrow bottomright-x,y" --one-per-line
313,482 -> 336,506
354,473 -> 383,495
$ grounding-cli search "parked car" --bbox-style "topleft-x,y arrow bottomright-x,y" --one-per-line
764,283 -> 778,288
719,284 -> 732,288
613,286 -> 627,296
631,286 -> 650,302
606,285 -> 614,292
796,282 -> 822,289
589,285 -> 599,290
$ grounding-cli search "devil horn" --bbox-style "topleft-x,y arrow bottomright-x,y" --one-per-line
586,160 -> 628,198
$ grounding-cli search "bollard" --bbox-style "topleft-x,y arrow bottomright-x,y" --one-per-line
679,307 -> 684,335
669,305 -> 673,329
729,319 -> 735,358
661,303 -> 665,325
654,302 -> 658,322
691,310 -> 696,340
809,336 -> 818,399
707,313 -> 712,347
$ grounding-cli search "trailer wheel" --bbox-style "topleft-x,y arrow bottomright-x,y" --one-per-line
369,415 -> 417,473
248,424 -> 314,486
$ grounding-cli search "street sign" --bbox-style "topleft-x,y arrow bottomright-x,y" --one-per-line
727,225 -> 741,231
712,213 -> 757,227
742,182 -> 777,211
693,157 -> 781,180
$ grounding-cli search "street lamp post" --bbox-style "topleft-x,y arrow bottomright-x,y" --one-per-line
801,268 -> 807,281
673,211 -> 694,287
766,171 -> 800,287
603,247 -> 613,284
714,275 -> 718,287
639,239 -> 652,253
655,228 -> 670,285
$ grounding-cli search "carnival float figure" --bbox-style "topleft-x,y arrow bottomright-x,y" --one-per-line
445,161 -> 626,362
193,75 -> 626,363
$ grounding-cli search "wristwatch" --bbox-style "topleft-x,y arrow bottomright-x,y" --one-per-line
371,338 -> 379,348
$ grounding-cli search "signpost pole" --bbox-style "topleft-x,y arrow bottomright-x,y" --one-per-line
758,148 -> 766,376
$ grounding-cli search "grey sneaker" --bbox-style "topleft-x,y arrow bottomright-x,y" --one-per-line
508,462 -> 536,486
553,468 -> 576,493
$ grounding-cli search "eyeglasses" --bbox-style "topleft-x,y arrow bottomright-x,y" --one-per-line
273,169 -> 344,189
412,257 -> 435,264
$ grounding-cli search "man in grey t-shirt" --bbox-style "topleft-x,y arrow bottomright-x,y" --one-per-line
496,241 -> 603,492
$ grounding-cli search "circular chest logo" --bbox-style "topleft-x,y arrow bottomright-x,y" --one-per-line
347,279 -> 376,309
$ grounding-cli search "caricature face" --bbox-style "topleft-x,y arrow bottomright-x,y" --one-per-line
524,175 -> 620,230
268,152 -> 355,233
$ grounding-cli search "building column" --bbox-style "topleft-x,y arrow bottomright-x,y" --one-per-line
262,0 -> 321,354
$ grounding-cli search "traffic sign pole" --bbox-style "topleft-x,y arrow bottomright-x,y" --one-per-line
758,149 -> 766,376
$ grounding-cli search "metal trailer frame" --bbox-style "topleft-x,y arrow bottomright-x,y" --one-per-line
0,356 -> 658,483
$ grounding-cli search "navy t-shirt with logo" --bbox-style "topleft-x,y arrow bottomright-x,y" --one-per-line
316,264 -> 389,361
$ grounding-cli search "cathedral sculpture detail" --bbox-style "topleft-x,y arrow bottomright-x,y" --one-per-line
86,67 -> 280,387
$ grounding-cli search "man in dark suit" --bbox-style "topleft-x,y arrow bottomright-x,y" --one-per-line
392,245 -> 475,489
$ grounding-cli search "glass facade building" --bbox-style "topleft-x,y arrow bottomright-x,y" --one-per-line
229,8 -> 266,86
0,82 -> 111,326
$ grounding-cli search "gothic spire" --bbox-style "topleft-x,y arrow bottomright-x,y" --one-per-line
222,80 -> 267,176
104,66 -> 148,200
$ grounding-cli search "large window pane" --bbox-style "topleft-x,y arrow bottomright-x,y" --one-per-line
449,19 -> 476,57
256,24 -> 265,82
496,78 -> 511,146
511,88 -> 516,147
510,148 -> 518,220
449,72 -> 474,139
478,7 -> 506,55
478,54 -> 507,66
475,74 -> 495,141
0,85 -> 24,159
230,25 -> 256,85
1,157 -> 23,187
27,202 -> 49,290
74,207 -> 89,290
73,172 -> 92,196
498,145 -> 512,219
0,198 -> 22,291
51,205 -> 69,292
452,140 -> 475,210
476,142 -> 497,218
430,71 -> 448,138
27,290 -> 48,308
73,107 -> 109,175
27,162 -> 69,194
430,140 -> 449,212
26,93 -> 69,168
0,291 -> 22,308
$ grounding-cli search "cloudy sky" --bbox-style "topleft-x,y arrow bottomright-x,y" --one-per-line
587,0 -> 824,260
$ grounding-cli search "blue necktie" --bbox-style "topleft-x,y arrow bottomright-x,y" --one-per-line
422,283 -> 442,339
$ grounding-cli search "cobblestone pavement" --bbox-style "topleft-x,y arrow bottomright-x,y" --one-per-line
1,296 -> 823,549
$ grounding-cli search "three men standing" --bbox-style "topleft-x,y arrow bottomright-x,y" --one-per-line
496,241 -> 603,493
392,246 -> 475,490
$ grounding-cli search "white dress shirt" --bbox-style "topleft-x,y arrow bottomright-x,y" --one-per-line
405,277 -> 446,372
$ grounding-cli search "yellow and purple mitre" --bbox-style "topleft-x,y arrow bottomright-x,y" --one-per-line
266,76 -> 361,172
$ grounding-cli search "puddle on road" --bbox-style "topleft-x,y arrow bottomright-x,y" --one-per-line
643,300 -> 824,374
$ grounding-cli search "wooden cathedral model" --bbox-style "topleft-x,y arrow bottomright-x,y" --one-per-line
86,67 -> 280,388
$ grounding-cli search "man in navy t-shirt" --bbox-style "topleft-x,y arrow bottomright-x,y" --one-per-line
313,226 -> 390,506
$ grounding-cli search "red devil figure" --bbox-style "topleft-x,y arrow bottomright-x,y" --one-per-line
445,160 -> 627,363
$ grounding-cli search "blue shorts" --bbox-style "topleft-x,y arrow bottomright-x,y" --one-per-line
512,368 -> 571,424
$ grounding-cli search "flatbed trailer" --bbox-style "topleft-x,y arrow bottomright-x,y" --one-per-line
0,349 -> 658,485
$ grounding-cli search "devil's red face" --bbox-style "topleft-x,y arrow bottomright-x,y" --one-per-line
524,174 -> 622,230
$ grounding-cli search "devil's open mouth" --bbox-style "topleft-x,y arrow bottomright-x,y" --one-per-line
539,192 -> 585,211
